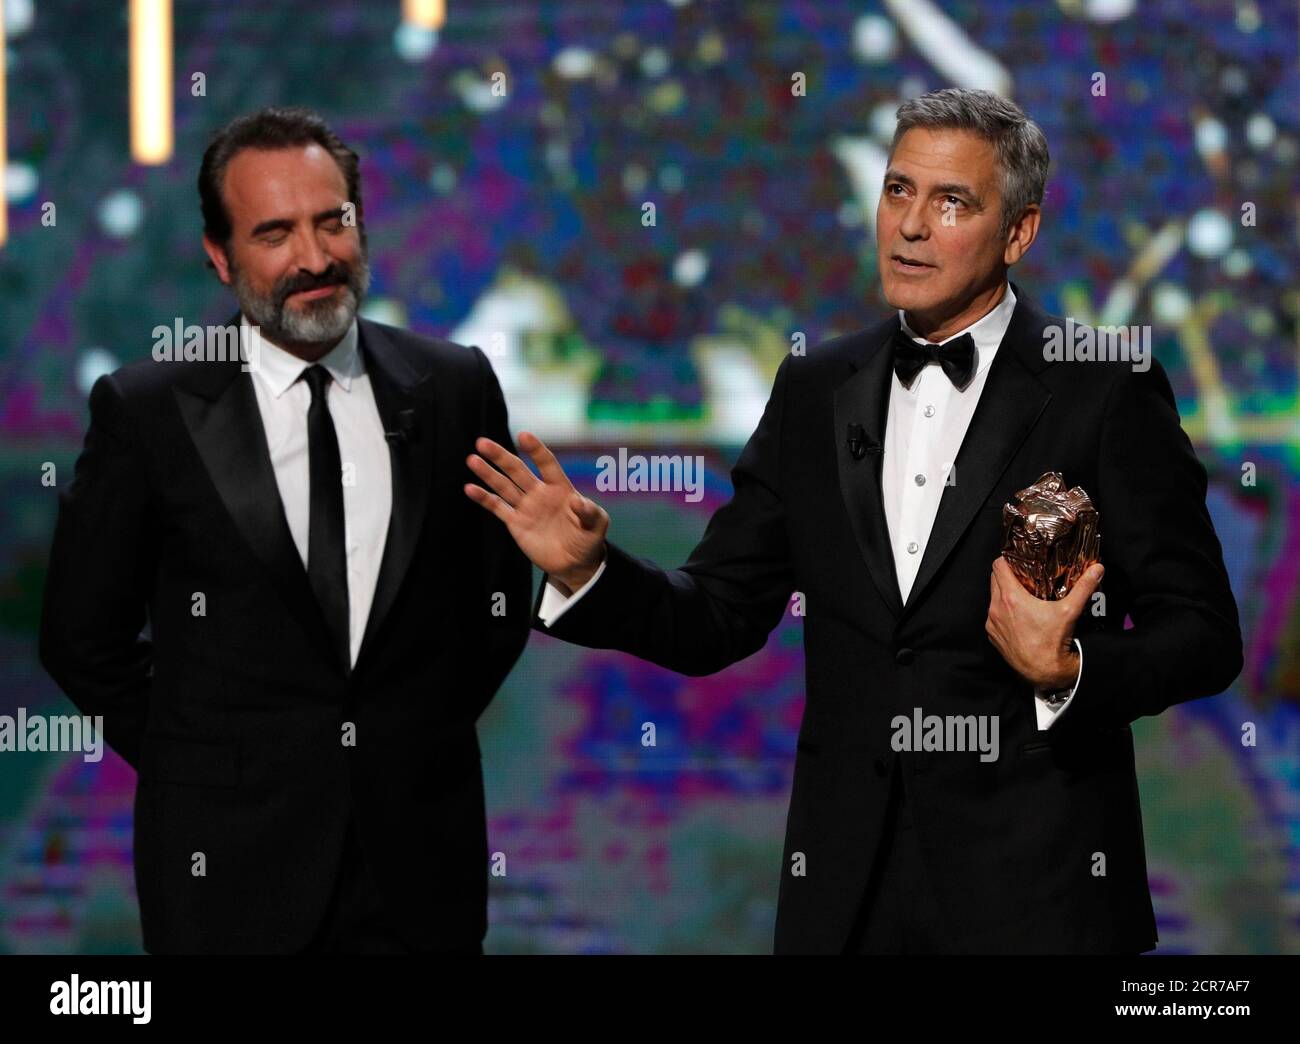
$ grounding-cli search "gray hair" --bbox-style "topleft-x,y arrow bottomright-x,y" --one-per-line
889,88 -> 1050,239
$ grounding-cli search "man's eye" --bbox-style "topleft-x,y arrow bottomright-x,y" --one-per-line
262,234 -> 287,245
943,196 -> 964,207
323,220 -> 344,233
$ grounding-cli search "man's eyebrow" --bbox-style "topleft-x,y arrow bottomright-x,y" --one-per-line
882,169 -> 981,202
933,182 -> 980,201
249,207 -> 347,238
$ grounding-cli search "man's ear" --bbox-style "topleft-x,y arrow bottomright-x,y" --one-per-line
201,234 -> 232,284
1003,205 -> 1040,266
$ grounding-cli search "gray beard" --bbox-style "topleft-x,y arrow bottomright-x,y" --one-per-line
231,254 -> 371,350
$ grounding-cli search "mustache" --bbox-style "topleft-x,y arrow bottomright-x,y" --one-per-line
276,265 -> 351,305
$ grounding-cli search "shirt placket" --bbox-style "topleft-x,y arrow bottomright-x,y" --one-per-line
897,367 -> 950,599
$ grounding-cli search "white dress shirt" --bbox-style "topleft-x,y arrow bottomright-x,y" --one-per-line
242,313 -> 393,668
538,283 -> 1082,730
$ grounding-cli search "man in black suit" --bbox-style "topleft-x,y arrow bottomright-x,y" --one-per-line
40,107 -> 531,953
464,89 -> 1242,953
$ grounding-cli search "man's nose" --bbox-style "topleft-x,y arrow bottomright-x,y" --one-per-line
898,198 -> 930,240
290,227 -> 332,275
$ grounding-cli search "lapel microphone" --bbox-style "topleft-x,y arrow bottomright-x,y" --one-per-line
846,423 -> 879,461
384,409 -> 419,445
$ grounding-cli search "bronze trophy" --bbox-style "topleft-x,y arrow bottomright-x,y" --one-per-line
1001,472 -> 1100,600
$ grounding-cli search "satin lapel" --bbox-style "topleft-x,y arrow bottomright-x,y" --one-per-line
171,327 -> 338,665
902,294 -> 1053,615
833,327 -> 904,619
354,319 -> 438,670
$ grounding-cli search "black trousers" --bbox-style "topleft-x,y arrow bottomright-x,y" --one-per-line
303,819 -> 483,955
845,760 -> 956,954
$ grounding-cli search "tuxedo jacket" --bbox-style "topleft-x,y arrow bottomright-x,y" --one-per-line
535,281 -> 1243,954
40,315 -> 531,953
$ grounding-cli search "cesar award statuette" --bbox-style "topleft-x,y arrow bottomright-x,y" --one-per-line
1001,472 -> 1100,601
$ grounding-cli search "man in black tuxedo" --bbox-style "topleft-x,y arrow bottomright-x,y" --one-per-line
40,107 -> 531,953
464,89 -> 1242,953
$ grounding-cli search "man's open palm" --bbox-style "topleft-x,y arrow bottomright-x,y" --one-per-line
463,432 -> 608,592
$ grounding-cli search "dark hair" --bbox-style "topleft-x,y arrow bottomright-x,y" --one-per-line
198,106 -> 362,259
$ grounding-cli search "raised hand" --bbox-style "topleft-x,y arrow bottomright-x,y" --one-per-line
463,432 -> 608,594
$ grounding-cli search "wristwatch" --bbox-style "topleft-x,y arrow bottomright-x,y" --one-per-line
1041,639 -> 1082,706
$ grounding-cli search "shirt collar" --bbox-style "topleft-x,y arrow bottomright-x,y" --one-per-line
240,313 -> 363,399
897,281 -> 1016,381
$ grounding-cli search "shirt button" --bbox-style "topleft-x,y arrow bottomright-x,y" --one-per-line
906,541 -> 919,554
914,474 -> 926,486
923,405 -> 935,417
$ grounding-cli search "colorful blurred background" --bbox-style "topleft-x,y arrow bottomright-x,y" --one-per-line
1,0 -> 1297,953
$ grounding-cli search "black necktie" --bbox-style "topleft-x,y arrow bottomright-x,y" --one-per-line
300,365 -> 351,674
891,328 -> 976,389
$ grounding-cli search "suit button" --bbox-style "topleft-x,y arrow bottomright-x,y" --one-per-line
895,647 -> 914,665
873,756 -> 890,777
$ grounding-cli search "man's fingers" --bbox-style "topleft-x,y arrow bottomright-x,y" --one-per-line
463,482 -> 517,525
517,431 -> 570,486
1064,562 -> 1104,615
474,436 -> 540,493
990,557 -> 1009,601
571,493 -> 603,529
466,453 -> 523,507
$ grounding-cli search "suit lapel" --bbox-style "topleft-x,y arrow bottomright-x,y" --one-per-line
353,319 -> 439,670
834,328 -> 905,618
833,282 -> 1055,619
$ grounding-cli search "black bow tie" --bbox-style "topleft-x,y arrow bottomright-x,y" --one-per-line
891,328 -> 976,389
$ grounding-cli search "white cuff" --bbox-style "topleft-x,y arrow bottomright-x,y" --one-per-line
536,554 -> 608,627
1034,638 -> 1083,731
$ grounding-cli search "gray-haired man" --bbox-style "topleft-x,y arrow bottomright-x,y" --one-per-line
465,88 -> 1241,953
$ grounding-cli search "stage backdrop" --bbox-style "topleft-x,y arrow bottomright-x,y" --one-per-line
1,0 -> 1297,953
